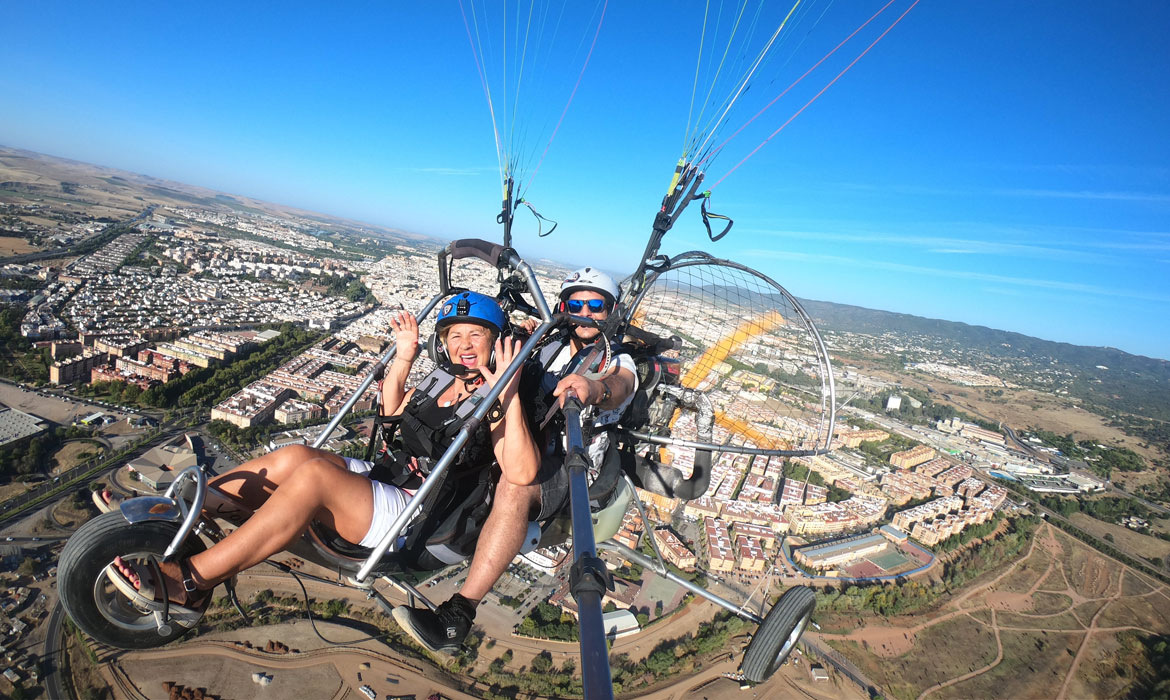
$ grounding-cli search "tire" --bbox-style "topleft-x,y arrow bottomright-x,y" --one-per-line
740,585 -> 816,683
58,510 -> 207,649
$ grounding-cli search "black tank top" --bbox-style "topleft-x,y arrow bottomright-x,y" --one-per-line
376,390 -> 496,490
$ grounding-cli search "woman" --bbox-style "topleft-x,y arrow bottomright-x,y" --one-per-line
104,291 -> 539,623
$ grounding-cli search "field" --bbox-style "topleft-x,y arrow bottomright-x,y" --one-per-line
0,237 -> 40,255
50,440 -> 107,474
814,522 -> 1170,699
860,365 -> 1168,474
1068,512 -> 1170,561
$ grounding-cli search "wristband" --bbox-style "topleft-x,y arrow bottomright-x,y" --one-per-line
598,379 -> 612,405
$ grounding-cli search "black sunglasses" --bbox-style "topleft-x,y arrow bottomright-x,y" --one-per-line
566,298 -> 608,314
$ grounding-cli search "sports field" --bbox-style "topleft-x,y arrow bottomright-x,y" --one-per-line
840,542 -> 930,579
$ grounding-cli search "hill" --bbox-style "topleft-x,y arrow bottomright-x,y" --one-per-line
801,298 -> 1170,454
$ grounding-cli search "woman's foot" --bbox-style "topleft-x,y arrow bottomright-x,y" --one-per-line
106,556 -> 211,626
92,488 -> 125,514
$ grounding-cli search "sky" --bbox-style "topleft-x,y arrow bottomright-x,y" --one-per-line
2,1 -> 1168,360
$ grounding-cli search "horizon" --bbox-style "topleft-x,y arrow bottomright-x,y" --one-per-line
5,141 -> 1167,364
2,2 -> 1167,359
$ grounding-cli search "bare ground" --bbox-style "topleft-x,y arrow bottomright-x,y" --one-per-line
0,237 -> 40,255
862,366 -> 1168,470
814,522 -> 1170,700
1068,512 -> 1170,562
51,440 -> 106,474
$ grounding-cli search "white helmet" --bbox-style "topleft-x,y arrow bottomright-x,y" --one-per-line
559,267 -> 620,305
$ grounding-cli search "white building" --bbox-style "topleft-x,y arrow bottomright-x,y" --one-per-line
601,610 -> 640,639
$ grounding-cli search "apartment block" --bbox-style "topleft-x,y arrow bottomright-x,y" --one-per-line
890,444 -> 937,469
652,528 -> 697,570
50,350 -> 108,384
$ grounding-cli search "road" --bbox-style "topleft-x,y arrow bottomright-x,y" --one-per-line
43,603 -> 69,700
1002,424 -> 1044,461
1026,497 -> 1168,578
1108,482 -> 1170,516
0,206 -> 153,264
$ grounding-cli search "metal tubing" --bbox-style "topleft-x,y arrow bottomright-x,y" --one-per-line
628,430 -> 832,458
380,576 -> 437,613
312,294 -> 445,449
355,319 -> 557,583
622,474 -> 665,563
512,257 -> 553,320
161,466 -> 207,560
563,397 -> 615,700
597,540 -> 764,625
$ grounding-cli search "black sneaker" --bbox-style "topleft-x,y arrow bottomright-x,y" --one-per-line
392,594 -> 476,654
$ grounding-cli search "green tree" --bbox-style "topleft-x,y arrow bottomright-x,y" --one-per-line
530,651 -> 553,674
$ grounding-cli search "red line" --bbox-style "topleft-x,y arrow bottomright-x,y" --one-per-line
527,0 -> 608,193
712,0 -> 922,190
697,0 -> 899,171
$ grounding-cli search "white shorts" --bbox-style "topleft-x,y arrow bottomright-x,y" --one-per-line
343,457 -> 413,549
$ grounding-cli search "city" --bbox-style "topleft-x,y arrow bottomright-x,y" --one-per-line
2,147 -> 1169,699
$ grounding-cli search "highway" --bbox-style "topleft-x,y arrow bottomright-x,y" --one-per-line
1108,482 -> 1170,516
43,603 -> 69,700
1000,422 -> 1170,516
1022,494 -> 1168,579
0,206 -> 153,264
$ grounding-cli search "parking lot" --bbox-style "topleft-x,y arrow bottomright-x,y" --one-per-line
0,380 -> 140,428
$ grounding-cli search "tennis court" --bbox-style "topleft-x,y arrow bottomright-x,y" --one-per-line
869,548 -> 911,571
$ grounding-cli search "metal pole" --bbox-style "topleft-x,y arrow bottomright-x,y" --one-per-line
563,396 -> 615,700
597,540 -> 764,625
354,318 -> 556,584
499,177 -> 514,250
311,295 -> 445,449
627,430 -> 832,458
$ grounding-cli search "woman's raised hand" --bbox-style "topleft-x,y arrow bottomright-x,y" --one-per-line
478,337 -> 523,406
388,310 -> 420,361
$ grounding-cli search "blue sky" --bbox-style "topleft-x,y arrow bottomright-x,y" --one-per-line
2,1 -> 1168,360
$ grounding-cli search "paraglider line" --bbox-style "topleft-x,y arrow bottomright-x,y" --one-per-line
526,0 -> 608,194
683,0 -> 713,155
688,0 -> 757,161
711,0 -> 921,190
690,0 -> 803,168
459,0 -> 507,190
697,0 -> 898,170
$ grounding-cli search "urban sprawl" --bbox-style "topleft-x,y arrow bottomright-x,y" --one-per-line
1,202 -> 1111,631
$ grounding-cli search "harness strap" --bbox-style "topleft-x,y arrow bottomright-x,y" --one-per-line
697,190 -> 733,242
401,465 -> 452,552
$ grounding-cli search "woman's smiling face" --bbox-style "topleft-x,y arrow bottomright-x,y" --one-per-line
443,321 -> 494,371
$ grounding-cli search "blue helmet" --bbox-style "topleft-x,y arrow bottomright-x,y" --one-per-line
435,291 -> 506,336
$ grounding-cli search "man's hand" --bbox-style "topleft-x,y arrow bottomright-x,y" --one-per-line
553,369 -> 611,408
388,310 -> 420,361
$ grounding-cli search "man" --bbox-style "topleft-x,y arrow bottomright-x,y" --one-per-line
393,267 -> 638,653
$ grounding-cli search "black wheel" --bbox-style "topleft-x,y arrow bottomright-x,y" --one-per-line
58,511 -> 207,649
740,585 -> 816,683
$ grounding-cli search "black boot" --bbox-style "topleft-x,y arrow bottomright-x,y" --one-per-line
392,593 -> 476,653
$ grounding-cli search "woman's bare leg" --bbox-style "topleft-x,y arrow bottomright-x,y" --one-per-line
203,444 -> 347,515
123,455 -> 377,602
